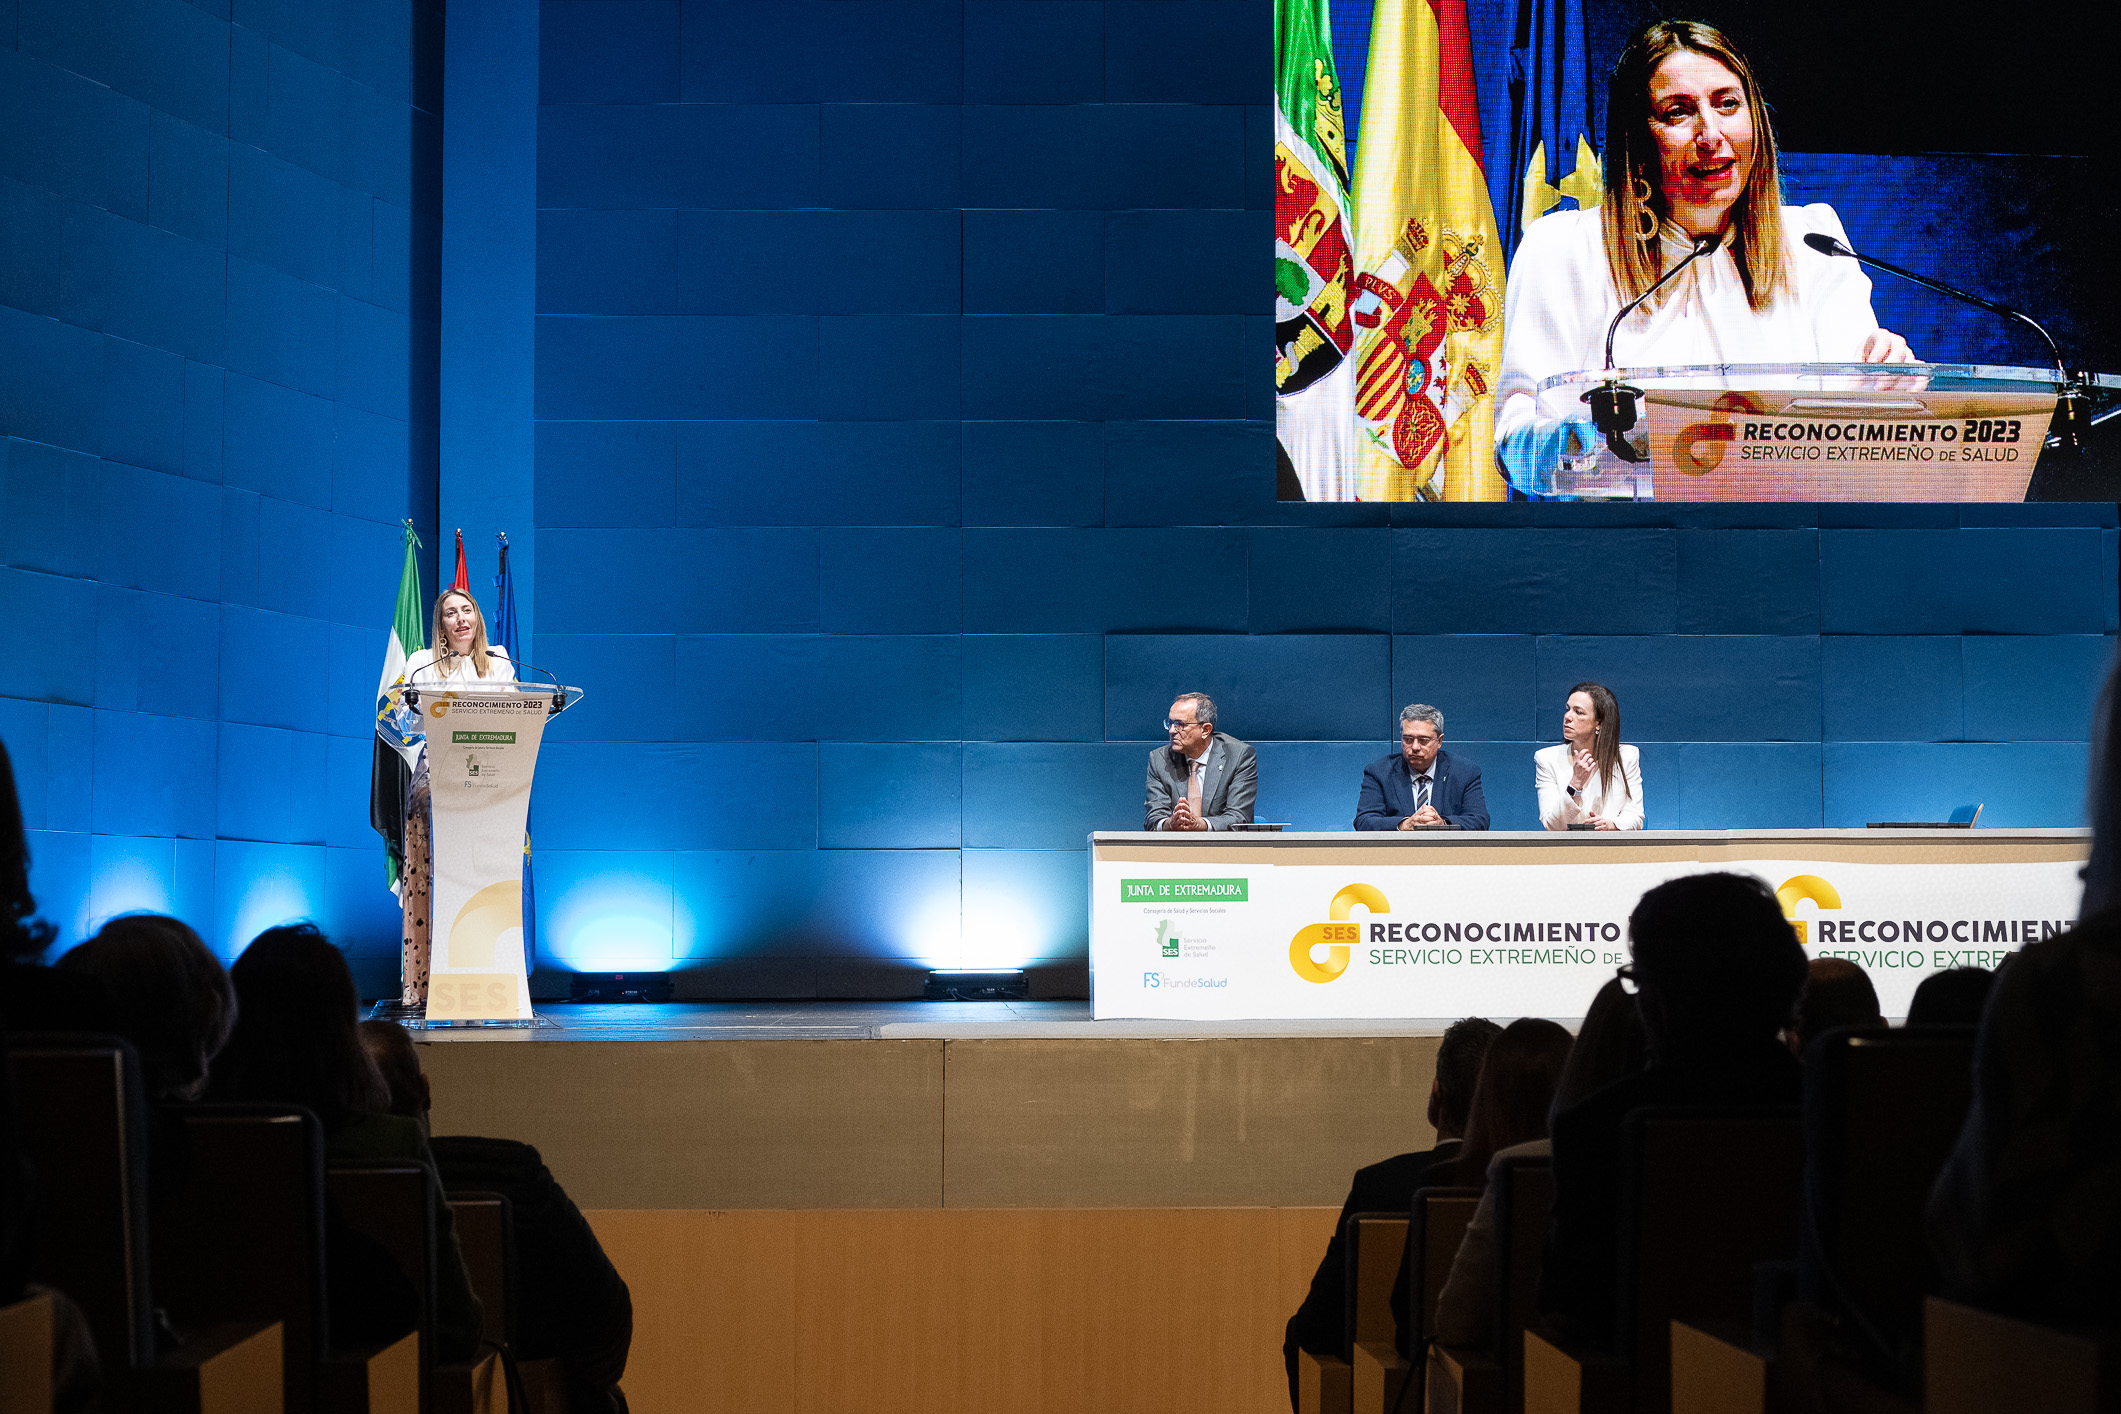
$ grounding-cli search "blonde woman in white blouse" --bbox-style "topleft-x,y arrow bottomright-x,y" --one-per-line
1535,682 -> 1643,831
389,588 -> 514,1005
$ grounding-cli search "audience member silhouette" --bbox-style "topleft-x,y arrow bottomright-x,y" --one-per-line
209,923 -> 482,1358
0,739 -> 102,1412
1903,966 -> 1993,1027
1284,1015 -> 1501,1406
1539,872 -> 1807,1346
1929,656 -> 2121,1325
1445,1018 -> 1574,1188
0,739 -> 101,1035
56,915 -> 235,1103
1788,957 -> 1884,1055
361,1020 -> 635,1414
1432,984 -> 1646,1349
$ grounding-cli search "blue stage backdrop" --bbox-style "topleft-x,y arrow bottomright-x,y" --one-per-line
2,0 -> 2115,998
0,0 -> 442,992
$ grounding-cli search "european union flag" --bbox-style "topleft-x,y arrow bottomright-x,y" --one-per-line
492,533 -> 535,973
1494,0 -> 1603,261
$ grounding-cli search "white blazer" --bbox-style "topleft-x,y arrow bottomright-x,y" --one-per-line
1535,743 -> 1644,831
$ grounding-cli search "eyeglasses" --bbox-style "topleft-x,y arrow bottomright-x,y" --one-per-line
1615,961 -> 1638,994
1400,734 -> 1435,745
1164,718 -> 1206,733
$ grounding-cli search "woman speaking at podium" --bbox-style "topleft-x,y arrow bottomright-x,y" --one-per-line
387,589 -> 513,1008
1494,19 -> 1918,470
1536,683 -> 1643,831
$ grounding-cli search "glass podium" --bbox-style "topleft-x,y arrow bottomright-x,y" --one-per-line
1506,363 -> 2121,501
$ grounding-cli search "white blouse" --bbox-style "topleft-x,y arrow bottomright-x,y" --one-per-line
1495,203 -> 1887,446
404,645 -> 516,688
1535,742 -> 1645,831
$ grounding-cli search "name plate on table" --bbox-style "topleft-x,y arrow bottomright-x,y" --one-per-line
1646,388 -> 2056,501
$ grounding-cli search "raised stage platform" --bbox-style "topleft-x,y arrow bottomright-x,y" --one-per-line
415,1001 -> 1430,1413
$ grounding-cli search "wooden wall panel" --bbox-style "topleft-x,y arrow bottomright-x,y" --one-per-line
589,1208 -> 1340,1414
420,1034 -> 1442,1210
421,1040 -> 946,1208
942,1037 -> 1443,1207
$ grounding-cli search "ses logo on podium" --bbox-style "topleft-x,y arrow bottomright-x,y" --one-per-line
1091,857 -> 2082,1020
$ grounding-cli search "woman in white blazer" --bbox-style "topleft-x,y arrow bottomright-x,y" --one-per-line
1535,682 -> 1644,830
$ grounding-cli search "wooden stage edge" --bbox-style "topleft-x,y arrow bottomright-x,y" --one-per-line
421,1012 -> 1418,1413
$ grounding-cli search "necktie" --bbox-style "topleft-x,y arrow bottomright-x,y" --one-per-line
1188,759 -> 1204,817
1414,774 -> 1431,814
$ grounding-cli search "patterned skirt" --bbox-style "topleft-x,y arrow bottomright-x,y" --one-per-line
400,761 -> 433,1006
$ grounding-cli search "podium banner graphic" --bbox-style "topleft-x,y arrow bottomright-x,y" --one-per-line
1646,387 -> 2057,501
422,687 -> 553,1021
1092,852 -> 2081,1020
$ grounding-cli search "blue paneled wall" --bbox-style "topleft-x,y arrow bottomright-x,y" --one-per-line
521,0 -> 2115,995
0,0 -> 441,987
4,0 -> 2112,998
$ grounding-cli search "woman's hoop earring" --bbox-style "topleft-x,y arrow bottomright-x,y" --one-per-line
1631,173 -> 1657,243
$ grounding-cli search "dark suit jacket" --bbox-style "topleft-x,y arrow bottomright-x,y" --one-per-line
1537,1042 -> 1802,1348
1354,749 -> 1489,831
1283,1140 -> 1462,1409
1144,733 -> 1257,830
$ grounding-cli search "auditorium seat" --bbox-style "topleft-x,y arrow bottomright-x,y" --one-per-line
449,1194 -> 570,1414
1668,1026 -> 1980,1412
7,1037 -> 288,1414
1425,1157 -> 1551,1414
156,1105 -> 419,1414
1522,1108 -> 1802,1414
2,1290 -> 54,1414
329,1164 -> 504,1414
1801,1025 -> 1975,1391
6,1035 -> 156,1368
1344,1209 -> 1417,1414
1924,1297 -> 2119,1414
1295,1345 -> 1351,1414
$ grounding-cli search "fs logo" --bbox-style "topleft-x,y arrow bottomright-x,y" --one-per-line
1775,875 -> 1841,945
1290,883 -> 1389,983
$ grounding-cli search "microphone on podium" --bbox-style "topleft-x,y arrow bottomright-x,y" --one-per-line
1583,232 -> 1726,463
1802,231 -> 2088,452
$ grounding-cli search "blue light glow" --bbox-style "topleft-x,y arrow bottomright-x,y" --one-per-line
542,867 -> 675,972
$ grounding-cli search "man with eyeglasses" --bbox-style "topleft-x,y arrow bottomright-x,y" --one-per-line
1145,693 -> 1256,831
1354,704 -> 1490,830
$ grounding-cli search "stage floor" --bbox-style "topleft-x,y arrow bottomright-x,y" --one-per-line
416,1000 -> 1460,1042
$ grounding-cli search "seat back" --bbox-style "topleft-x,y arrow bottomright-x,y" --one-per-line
5,1035 -> 155,1369
447,1192 -> 516,1348
1490,1154 -> 1553,1413
155,1104 -> 329,1414
1805,1026 -> 1976,1384
1619,1107 -> 1802,1414
329,1164 -> 438,1376
1403,1189 -> 1479,1357
1344,1211 -> 1413,1359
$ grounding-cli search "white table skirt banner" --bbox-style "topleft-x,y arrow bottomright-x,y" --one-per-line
421,685 -> 556,1021
1091,854 -> 2084,1020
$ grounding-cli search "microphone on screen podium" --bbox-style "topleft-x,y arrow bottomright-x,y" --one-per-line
1801,231 -> 2090,454
1583,232 -> 1727,463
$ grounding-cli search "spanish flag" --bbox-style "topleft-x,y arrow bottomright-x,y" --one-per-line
1350,0 -> 1507,501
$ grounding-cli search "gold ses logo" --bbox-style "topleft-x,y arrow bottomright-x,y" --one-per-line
1289,884 -> 1388,983
1775,874 -> 1841,945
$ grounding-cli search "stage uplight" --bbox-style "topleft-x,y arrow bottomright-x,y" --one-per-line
923,968 -> 1027,1001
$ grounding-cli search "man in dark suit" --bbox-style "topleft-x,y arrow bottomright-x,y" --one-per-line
1283,1017 -> 1502,1409
1144,692 -> 1257,830
1354,704 -> 1490,830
